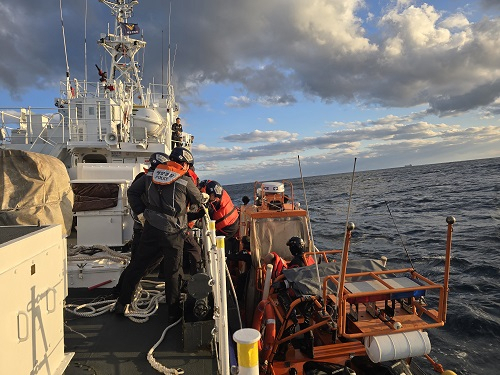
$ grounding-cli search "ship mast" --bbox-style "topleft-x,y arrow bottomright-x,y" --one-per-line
97,0 -> 146,105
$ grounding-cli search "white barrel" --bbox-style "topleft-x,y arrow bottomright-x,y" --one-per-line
365,331 -> 431,363
233,328 -> 261,375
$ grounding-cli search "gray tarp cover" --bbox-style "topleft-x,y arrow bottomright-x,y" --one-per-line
0,150 -> 74,236
282,259 -> 387,296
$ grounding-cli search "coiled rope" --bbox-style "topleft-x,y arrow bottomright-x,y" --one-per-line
65,280 -> 185,374
68,244 -> 131,264
64,280 -> 165,322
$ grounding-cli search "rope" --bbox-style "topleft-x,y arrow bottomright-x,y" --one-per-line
67,244 -> 130,267
65,278 -> 185,374
64,280 -> 164,321
147,318 -> 184,374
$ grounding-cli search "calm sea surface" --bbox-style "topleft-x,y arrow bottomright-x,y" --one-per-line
225,157 -> 500,375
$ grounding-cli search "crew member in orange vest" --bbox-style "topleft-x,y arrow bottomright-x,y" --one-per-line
199,180 -> 240,254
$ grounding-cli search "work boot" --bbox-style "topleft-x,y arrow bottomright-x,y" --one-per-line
113,301 -> 128,315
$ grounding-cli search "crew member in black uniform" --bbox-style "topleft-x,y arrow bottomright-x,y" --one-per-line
115,147 -> 203,321
171,117 -> 183,149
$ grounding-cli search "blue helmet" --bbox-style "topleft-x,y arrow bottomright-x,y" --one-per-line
149,152 -> 169,170
206,180 -> 223,198
169,147 -> 194,165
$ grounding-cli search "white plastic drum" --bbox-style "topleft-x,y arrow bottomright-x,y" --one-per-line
364,331 -> 431,363
262,182 -> 284,193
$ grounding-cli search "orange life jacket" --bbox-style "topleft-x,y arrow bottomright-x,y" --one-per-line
151,161 -> 188,185
210,190 -> 239,231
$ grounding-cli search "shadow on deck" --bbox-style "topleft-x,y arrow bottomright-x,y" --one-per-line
64,287 -> 217,375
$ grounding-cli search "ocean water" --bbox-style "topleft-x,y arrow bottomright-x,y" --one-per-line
225,157 -> 500,375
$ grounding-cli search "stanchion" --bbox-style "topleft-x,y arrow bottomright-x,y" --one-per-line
216,235 -> 230,375
233,328 -> 261,375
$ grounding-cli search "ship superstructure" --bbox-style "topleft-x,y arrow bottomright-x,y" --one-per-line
1,0 -> 191,179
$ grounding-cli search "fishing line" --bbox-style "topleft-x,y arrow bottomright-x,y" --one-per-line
384,201 -> 415,270
297,155 -> 321,289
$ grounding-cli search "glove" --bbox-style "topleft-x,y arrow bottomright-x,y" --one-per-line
201,192 -> 210,204
137,213 -> 146,226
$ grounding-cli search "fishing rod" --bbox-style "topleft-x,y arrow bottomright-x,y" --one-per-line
297,155 -> 322,287
384,201 -> 415,270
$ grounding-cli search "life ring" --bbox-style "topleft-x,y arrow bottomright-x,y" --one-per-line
252,300 -> 276,363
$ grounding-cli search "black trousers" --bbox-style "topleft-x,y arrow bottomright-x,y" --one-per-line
117,222 -> 184,305
183,230 -> 202,274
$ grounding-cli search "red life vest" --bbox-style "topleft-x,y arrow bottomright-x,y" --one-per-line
265,252 -> 288,280
187,168 -> 198,186
210,190 -> 239,231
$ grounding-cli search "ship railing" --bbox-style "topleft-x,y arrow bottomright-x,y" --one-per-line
322,268 -> 446,339
202,217 -> 231,375
146,82 -> 176,108
0,107 -> 69,150
59,79 -> 132,102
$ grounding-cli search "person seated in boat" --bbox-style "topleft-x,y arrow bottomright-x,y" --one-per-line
261,236 -> 314,280
171,117 -> 183,148
197,179 -> 240,254
286,236 -> 314,268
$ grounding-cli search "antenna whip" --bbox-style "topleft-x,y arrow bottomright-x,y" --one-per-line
336,158 -> 357,298
59,0 -> 70,85
384,201 -> 415,270
297,155 -> 322,288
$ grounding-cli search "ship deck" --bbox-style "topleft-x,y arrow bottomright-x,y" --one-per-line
63,283 -> 218,375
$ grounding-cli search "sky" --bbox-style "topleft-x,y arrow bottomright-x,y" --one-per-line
1,0 -> 499,185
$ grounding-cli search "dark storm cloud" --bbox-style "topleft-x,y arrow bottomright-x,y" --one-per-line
3,0 -> 500,115
428,79 -> 500,116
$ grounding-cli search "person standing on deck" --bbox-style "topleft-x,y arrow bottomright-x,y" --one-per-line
171,117 -> 183,149
114,147 -> 203,321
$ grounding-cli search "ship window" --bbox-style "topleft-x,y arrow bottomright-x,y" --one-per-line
89,106 -> 95,116
82,154 -> 107,163
76,104 -> 83,119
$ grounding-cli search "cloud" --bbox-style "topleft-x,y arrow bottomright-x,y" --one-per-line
196,120 -> 499,167
225,96 -> 252,108
2,0 -> 500,116
222,129 -> 298,143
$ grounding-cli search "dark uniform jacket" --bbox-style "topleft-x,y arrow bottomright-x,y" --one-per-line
128,171 -> 202,234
